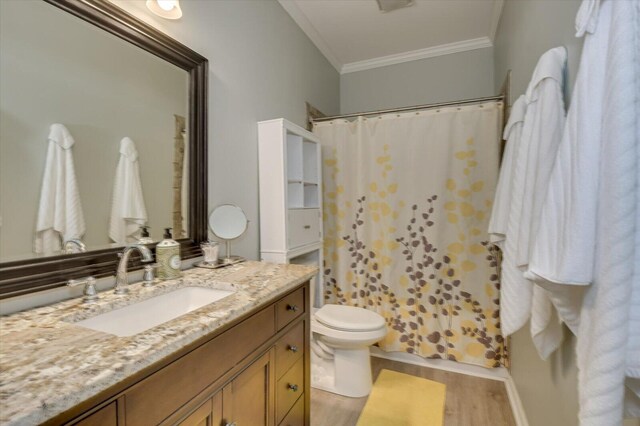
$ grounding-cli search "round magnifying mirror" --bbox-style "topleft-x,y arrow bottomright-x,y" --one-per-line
208,204 -> 248,263
209,204 -> 248,239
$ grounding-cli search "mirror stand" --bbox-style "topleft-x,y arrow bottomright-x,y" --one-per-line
224,240 -> 233,263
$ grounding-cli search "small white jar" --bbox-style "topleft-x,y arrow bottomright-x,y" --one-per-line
200,241 -> 220,264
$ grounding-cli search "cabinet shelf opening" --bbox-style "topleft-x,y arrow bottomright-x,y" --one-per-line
304,184 -> 319,208
303,140 -> 319,184
286,133 -> 303,182
287,182 -> 304,209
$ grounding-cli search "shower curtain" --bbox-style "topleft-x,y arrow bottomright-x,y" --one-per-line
314,101 -> 507,368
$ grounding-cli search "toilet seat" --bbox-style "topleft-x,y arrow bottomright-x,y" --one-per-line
312,318 -> 386,343
314,304 -> 386,332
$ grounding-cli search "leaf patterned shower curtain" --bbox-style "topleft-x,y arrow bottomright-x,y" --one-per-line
313,101 -> 507,368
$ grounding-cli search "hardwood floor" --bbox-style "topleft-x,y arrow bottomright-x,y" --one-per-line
310,357 -> 516,426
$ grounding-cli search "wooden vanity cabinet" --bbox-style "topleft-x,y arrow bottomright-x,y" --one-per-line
176,394 -> 221,426
63,283 -> 309,426
220,350 -> 275,426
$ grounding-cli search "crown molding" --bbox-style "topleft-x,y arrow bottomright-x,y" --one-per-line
277,0 -> 342,73
341,37 -> 493,74
279,0 -> 502,75
489,0 -> 505,41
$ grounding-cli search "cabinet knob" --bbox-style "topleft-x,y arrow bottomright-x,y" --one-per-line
286,304 -> 299,312
288,344 -> 298,353
288,383 -> 299,392
303,225 -> 311,229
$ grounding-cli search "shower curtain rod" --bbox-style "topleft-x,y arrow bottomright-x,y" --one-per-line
311,94 -> 504,123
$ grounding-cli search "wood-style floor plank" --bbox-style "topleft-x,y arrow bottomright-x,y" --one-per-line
310,357 -> 516,426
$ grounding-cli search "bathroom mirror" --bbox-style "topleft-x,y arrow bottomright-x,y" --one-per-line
209,205 -> 248,262
0,0 -> 208,298
1,0 -> 189,261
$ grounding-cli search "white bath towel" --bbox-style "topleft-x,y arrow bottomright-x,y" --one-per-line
34,124 -> 85,254
526,0 -> 640,422
530,285 -> 564,360
488,95 -> 527,249
108,137 -> 148,244
515,46 -> 567,269
524,2 -> 609,327
628,1 -> 640,415
499,47 -> 567,338
628,152 -> 640,418
517,47 -> 567,359
524,0 -> 610,353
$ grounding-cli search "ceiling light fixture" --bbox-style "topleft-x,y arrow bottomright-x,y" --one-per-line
376,0 -> 414,13
146,0 -> 183,20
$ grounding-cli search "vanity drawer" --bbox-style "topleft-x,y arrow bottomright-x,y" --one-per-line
276,357 -> 304,424
288,209 -> 320,249
125,306 -> 275,425
275,321 -> 304,378
279,392 -> 304,426
276,287 -> 305,330
73,401 -> 117,425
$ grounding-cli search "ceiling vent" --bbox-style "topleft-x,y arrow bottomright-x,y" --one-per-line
376,0 -> 414,13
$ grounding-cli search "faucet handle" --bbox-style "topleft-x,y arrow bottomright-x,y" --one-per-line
67,276 -> 94,287
67,277 -> 99,303
142,264 -> 159,287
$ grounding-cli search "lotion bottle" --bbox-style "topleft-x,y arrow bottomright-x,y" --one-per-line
137,226 -> 153,244
156,228 -> 181,280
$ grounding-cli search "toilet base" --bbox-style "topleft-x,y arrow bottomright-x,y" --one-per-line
311,346 -> 373,398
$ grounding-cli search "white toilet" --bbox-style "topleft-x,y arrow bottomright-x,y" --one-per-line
310,301 -> 387,397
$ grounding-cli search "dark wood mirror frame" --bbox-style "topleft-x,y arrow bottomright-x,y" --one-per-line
0,0 -> 208,299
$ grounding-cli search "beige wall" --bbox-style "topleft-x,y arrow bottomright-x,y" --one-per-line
494,1 -> 638,425
109,0 -> 340,260
339,47 -> 495,114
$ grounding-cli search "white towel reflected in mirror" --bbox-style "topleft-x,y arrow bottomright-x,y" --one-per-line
34,124 -> 86,254
109,137 -> 148,244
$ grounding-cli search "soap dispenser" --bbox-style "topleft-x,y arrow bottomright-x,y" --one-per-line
138,226 -> 153,244
156,228 -> 182,280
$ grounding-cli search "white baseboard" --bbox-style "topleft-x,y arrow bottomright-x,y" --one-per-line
503,373 -> 529,426
370,347 -> 510,380
370,348 -> 529,426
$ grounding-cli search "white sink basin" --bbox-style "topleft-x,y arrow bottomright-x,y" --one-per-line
73,286 -> 235,337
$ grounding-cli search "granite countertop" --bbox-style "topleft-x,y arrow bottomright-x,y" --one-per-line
0,261 -> 316,425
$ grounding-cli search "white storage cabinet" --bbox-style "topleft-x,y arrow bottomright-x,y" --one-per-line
258,118 -> 323,304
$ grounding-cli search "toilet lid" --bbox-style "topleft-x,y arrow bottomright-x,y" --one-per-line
315,304 -> 386,331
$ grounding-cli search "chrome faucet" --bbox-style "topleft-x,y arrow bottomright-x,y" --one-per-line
114,244 -> 153,295
63,238 -> 86,253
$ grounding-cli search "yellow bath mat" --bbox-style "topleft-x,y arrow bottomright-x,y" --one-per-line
356,369 -> 446,426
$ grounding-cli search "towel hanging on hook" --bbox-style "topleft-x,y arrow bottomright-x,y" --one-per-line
108,137 -> 148,244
